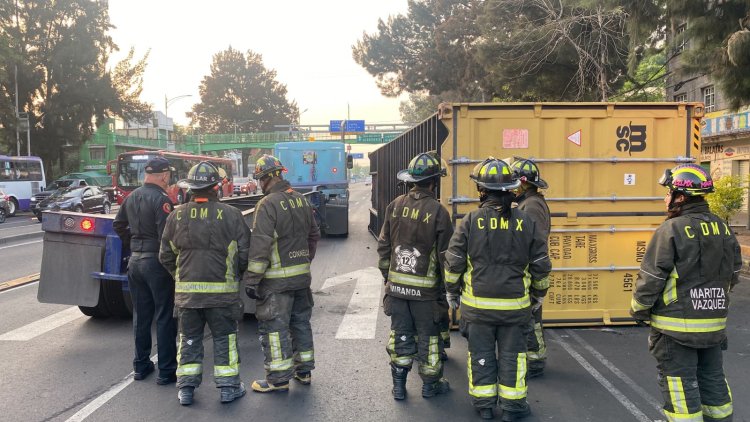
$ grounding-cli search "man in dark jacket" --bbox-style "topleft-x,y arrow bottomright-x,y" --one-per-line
444,158 -> 551,421
159,161 -> 251,405
378,152 -> 454,400
511,158 -> 551,378
113,156 -> 177,385
631,164 -> 740,422
243,155 -> 321,393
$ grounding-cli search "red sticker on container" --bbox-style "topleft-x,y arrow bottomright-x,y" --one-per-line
502,129 -> 529,149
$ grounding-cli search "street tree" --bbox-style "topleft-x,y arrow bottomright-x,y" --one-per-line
670,1 -> 750,109
190,47 -> 296,134
477,0 -> 663,101
352,0 -> 487,100
0,0 -> 151,168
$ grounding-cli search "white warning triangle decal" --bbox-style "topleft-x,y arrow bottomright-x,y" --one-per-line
567,130 -> 581,146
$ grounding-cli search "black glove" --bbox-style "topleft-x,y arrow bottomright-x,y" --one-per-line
245,284 -> 260,300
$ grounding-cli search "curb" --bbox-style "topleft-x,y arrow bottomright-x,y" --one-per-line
0,230 -> 44,246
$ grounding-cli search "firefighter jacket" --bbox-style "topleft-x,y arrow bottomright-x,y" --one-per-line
159,196 -> 251,308
243,180 -> 321,293
113,183 -> 173,253
515,190 -> 550,241
444,197 -> 551,325
630,202 -> 742,348
377,186 -> 453,301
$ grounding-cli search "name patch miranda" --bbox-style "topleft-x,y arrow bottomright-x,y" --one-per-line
390,284 -> 422,297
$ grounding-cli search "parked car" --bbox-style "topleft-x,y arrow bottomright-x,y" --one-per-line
33,186 -> 111,221
233,177 -> 248,196
240,178 -> 258,195
30,178 -> 83,207
232,177 -> 258,196
0,190 -> 10,223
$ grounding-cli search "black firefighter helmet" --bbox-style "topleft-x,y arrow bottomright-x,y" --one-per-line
470,157 -> 521,191
186,161 -> 221,190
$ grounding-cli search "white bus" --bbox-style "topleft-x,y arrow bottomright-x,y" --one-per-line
0,155 -> 46,216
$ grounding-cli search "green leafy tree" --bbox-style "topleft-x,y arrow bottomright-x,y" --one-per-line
707,175 -> 746,224
352,0 -> 486,100
671,1 -> 750,109
0,0 -> 151,168
190,47 -> 296,134
611,49 -> 667,101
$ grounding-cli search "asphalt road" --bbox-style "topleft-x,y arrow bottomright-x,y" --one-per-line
0,183 -> 748,421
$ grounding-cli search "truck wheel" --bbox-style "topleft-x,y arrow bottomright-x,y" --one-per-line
102,280 -> 133,318
78,284 -> 112,318
0,208 -> 5,223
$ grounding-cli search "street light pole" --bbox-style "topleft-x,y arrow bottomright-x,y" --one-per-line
164,94 -> 192,142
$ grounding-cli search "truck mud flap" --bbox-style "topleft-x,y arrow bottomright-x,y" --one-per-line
324,203 -> 348,236
38,232 -> 104,307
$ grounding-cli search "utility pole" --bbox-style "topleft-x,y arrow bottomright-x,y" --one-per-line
15,64 -> 19,156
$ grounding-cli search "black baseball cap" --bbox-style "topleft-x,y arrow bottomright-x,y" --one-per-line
145,157 -> 173,173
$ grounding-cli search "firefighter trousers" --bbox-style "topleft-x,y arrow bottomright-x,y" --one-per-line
466,322 -> 529,412
176,306 -> 241,389
383,295 -> 444,383
649,330 -> 733,421
256,288 -> 315,384
525,302 -> 546,372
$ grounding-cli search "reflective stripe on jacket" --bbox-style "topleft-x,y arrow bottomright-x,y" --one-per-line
159,197 -> 251,308
630,202 -> 741,347
244,180 -> 321,293
444,198 -> 551,325
377,187 -> 453,301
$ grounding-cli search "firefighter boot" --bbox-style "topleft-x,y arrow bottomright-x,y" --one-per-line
294,371 -> 311,385
421,378 -> 450,398
178,387 -> 194,406
501,405 -> 531,422
251,379 -> 290,393
391,365 -> 408,400
478,408 -> 495,420
220,382 -> 247,403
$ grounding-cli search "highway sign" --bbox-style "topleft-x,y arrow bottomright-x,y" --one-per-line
330,120 -> 365,132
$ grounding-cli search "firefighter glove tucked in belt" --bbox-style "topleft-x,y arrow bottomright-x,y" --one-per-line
446,293 -> 460,310
245,284 -> 260,300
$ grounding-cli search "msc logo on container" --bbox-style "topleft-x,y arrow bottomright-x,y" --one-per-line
615,122 -> 647,155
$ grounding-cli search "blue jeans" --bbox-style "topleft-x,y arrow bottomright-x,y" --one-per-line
128,255 -> 177,377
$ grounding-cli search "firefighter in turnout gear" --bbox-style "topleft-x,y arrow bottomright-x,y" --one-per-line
243,155 -> 321,393
444,158 -> 551,421
631,164 -> 741,422
377,151 -> 454,400
511,158 -> 551,378
159,161 -> 251,406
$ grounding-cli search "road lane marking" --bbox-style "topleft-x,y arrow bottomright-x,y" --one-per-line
65,355 -> 158,422
0,306 -> 83,341
548,330 -> 652,422
566,329 -> 663,412
0,239 -> 42,250
321,267 -> 383,339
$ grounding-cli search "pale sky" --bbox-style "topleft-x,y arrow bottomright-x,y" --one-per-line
107,0 -> 409,128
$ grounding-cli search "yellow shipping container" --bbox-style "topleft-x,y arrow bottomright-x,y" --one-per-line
437,102 -> 705,326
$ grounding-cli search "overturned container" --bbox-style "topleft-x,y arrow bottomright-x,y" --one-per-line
370,102 -> 705,326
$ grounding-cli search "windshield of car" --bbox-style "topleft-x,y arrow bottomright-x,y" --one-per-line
51,187 -> 84,199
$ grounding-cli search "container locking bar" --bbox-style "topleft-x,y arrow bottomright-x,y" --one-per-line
448,156 -> 696,165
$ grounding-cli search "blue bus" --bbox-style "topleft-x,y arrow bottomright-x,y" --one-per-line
274,142 -> 352,235
0,155 -> 46,215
